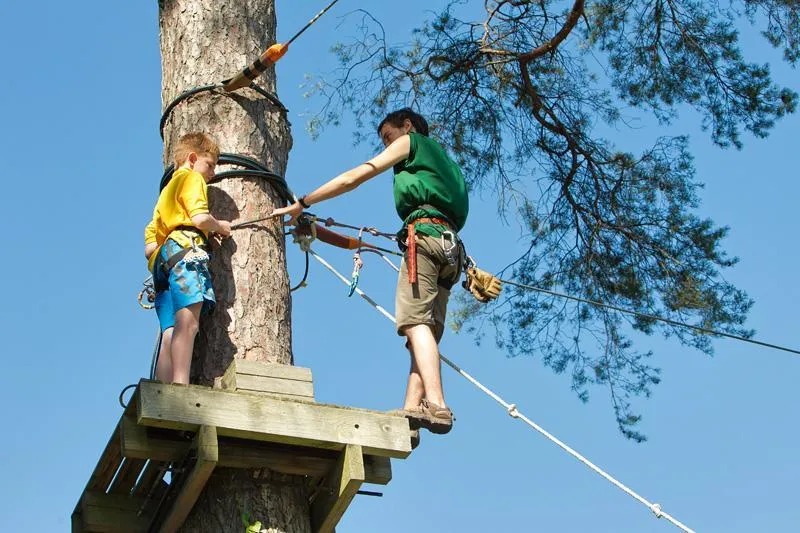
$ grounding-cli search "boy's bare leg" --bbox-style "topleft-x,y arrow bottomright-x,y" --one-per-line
403,324 -> 446,408
155,327 -> 174,382
402,354 -> 425,410
170,303 -> 202,385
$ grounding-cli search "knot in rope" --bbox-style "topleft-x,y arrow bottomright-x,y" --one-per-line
507,403 -> 520,418
650,503 -> 663,519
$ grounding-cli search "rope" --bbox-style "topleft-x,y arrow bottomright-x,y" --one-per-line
149,329 -> 163,381
159,83 -> 287,139
291,252 -> 310,292
284,0 -> 341,46
307,248 -> 696,533
322,216 -> 396,241
223,0 -> 342,92
500,279 -> 800,357
118,384 -> 138,409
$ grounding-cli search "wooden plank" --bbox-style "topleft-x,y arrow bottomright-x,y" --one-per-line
108,457 -> 147,495
157,425 -> 218,533
73,417 -> 126,530
363,455 -> 392,485
71,511 -> 86,533
121,415 -> 185,463
131,460 -> 168,497
87,422 -> 124,492
80,491 -> 151,533
121,417 -> 392,484
137,381 -> 411,458
311,444 -> 366,533
229,359 -> 313,381
233,374 -> 315,398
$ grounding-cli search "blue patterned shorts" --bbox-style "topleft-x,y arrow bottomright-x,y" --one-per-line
152,239 -> 216,331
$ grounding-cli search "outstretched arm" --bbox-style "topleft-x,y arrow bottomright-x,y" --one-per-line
272,135 -> 411,222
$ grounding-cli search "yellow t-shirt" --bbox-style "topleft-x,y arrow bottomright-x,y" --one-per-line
145,167 -> 209,270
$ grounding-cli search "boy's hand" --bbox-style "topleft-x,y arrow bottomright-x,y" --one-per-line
216,220 -> 232,238
271,201 -> 304,225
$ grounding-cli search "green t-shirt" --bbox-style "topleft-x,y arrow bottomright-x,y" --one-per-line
393,133 -> 469,240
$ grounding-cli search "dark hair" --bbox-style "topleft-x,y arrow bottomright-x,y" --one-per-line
377,108 -> 429,137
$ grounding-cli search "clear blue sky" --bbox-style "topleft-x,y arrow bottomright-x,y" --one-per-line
1,2 -> 797,532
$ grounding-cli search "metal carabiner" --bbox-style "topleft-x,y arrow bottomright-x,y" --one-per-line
138,275 -> 156,310
348,252 -> 363,297
440,230 -> 459,266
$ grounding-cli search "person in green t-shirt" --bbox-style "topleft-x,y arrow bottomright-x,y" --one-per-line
272,108 -> 467,437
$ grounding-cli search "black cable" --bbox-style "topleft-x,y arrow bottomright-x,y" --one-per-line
159,152 -> 293,205
285,0 -> 341,46
291,251 -> 310,292
159,84 -> 219,138
149,329 -> 163,380
500,279 -> 800,356
159,83 -> 287,139
119,383 -> 138,409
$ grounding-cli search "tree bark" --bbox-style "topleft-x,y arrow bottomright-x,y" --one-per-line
158,1 -> 307,531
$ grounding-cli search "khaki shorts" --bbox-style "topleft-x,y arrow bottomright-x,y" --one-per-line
396,234 -> 461,342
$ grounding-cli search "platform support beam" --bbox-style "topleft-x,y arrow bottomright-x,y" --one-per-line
156,425 -> 218,533
311,444 -> 366,533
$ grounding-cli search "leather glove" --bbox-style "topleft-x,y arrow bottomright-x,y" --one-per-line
465,267 -> 503,303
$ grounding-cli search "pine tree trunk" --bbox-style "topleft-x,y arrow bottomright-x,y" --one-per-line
158,1 -> 308,530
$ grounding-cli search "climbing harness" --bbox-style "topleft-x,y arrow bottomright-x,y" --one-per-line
223,0 -> 342,92
307,248 -> 696,533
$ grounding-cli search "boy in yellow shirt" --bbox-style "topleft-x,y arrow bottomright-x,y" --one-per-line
144,133 -> 231,384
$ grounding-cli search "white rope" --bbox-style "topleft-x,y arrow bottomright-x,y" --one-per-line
308,249 -> 696,533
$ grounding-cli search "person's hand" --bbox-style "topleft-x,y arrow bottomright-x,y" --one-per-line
271,201 -> 304,225
216,220 -> 232,238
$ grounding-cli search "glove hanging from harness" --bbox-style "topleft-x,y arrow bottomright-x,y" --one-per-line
463,264 -> 503,303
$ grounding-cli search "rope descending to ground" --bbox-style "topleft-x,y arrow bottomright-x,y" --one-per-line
307,248 -> 696,533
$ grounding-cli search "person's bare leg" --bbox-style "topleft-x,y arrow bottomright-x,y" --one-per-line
155,327 -> 174,382
402,353 -> 425,409
170,303 -> 202,385
403,323 -> 446,408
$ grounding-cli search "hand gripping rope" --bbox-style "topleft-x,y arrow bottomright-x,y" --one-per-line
306,248 -> 696,532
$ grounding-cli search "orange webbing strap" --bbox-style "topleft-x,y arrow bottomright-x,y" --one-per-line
313,224 -> 360,249
224,43 -> 289,92
407,223 -> 417,284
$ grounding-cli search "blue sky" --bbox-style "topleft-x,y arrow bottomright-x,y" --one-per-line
1,2 -> 798,532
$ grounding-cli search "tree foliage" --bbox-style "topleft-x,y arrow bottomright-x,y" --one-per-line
308,0 -> 798,441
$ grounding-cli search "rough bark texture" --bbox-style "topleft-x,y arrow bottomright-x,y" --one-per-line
159,1 -> 307,531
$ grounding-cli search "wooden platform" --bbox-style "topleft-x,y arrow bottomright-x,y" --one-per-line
72,361 -> 413,533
